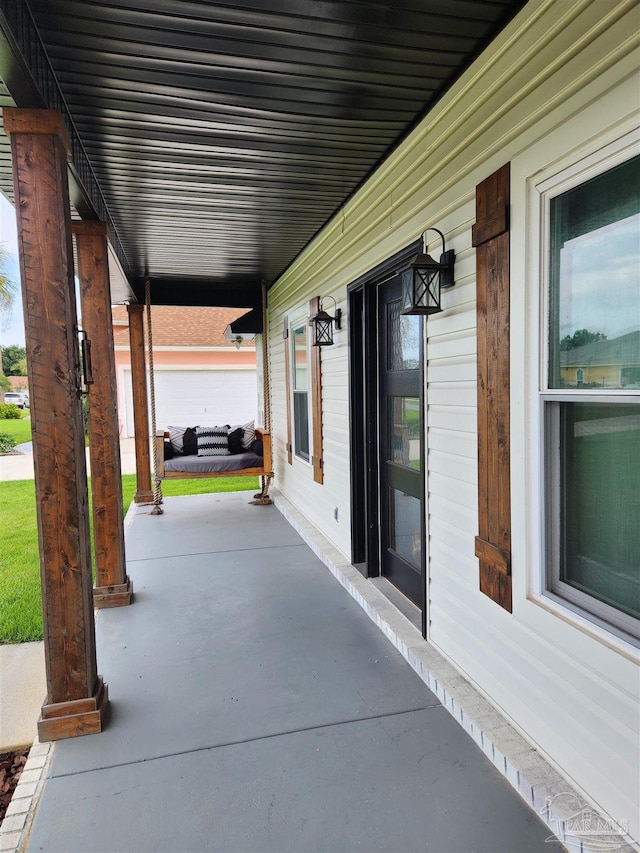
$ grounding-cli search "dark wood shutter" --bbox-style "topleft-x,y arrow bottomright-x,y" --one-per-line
283,316 -> 293,465
472,162 -> 512,612
309,296 -> 324,484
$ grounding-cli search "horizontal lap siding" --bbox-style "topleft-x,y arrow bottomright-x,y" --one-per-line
269,296 -> 352,556
268,0 -> 639,838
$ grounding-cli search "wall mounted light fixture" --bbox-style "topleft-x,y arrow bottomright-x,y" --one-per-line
310,296 -> 342,346
223,323 -> 256,349
401,228 -> 455,315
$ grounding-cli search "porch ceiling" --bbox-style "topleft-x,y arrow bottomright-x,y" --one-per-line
0,0 -> 525,306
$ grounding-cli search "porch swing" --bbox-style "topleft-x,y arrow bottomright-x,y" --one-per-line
145,280 -> 274,514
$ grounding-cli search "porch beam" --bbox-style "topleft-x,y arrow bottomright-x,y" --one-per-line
73,220 -> 133,608
133,278 -> 261,308
127,303 -> 153,503
3,107 -> 108,740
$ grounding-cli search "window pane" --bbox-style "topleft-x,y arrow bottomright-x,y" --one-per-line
390,489 -> 422,567
389,397 -> 421,470
549,156 -> 640,389
560,402 -> 640,620
293,325 -> 308,390
293,391 -> 309,460
388,300 -> 420,370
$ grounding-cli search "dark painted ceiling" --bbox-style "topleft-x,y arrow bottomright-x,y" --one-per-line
0,0 -> 525,305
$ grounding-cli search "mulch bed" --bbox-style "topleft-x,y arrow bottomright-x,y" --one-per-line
0,749 -> 30,826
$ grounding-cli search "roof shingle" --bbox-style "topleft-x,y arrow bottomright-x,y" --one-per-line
111,305 -> 252,348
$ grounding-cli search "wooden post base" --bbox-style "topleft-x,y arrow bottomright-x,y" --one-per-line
38,677 -> 109,741
134,490 -> 154,504
94,578 -> 133,609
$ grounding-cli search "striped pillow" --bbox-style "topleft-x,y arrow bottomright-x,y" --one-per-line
196,425 -> 230,457
240,420 -> 255,450
168,426 -> 187,454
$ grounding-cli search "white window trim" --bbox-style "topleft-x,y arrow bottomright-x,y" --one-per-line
530,130 -> 640,646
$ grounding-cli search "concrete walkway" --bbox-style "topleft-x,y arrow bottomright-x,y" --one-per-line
0,437 -> 138,481
0,643 -> 45,750
23,492 -> 563,852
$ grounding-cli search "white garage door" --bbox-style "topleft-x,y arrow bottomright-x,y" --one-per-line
122,368 -> 258,437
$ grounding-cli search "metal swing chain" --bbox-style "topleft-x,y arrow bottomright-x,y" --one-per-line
145,279 -> 164,514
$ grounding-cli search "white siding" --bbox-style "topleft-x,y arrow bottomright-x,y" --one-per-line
267,0 -> 640,840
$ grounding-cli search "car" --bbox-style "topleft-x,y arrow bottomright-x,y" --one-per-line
3,391 -> 29,409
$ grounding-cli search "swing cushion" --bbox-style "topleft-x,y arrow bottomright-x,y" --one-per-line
163,449 -> 264,474
196,425 -> 231,457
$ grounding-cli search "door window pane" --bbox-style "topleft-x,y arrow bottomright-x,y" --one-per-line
388,300 -> 420,370
558,403 -> 640,620
549,155 -> 640,389
389,489 -> 422,567
389,397 -> 421,469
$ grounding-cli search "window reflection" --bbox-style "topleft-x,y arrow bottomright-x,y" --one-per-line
390,397 -> 421,469
550,156 -> 640,390
390,489 -> 422,567
388,300 -> 420,370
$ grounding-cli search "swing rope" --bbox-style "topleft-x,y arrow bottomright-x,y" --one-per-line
145,279 -> 164,515
251,280 -> 273,505
261,280 -> 271,434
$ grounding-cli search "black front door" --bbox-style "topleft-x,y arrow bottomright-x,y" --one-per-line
378,275 -> 425,608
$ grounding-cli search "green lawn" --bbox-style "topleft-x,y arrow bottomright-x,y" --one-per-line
0,413 -> 32,445
0,473 -> 259,644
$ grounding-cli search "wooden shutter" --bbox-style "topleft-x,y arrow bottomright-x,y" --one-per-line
472,162 -> 512,612
283,316 -> 293,464
309,297 -> 324,484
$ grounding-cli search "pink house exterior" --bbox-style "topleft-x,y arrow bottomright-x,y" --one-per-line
112,305 -> 257,437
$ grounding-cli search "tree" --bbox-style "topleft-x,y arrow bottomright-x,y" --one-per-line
559,329 -> 607,351
0,243 -> 18,391
1,345 -> 27,376
0,243 -> 15,324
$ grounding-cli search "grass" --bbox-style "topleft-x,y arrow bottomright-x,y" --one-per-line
0,413 -> 32,445
0,473 -> 259,644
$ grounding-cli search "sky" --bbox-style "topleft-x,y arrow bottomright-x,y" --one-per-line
559,213 -> 640,341
0,192 -> 24,347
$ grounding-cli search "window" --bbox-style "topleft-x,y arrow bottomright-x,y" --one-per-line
292,323 -> 310,461
544,154 -> 639,639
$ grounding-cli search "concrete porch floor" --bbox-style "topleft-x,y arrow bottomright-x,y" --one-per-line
24,492 -> 563,853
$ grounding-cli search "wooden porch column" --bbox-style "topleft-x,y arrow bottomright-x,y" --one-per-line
4,108 -> 108,740
127,303 -> 153,502
73,221 -> 132,607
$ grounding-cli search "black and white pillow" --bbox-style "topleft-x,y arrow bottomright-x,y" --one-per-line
196,425 -> 230,457
240,420 -> 255,450
168,426 -> 187,454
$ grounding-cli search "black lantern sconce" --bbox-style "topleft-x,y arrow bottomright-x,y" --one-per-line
310,296 -> 342,346
401,228 -> 455,315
